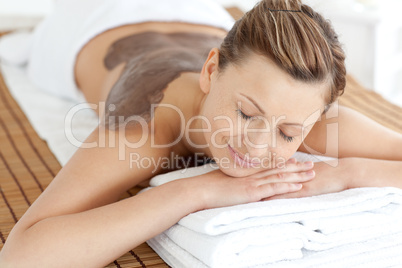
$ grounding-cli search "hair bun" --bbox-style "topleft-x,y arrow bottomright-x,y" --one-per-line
219,0 -> 346,106
266,0 -> 302,12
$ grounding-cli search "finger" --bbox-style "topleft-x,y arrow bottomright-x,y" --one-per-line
286,158 -> 297,164
258,170 -> 315,185
255,161 -> 314,178
279,161 -> 314,173
259,182 -> 303,199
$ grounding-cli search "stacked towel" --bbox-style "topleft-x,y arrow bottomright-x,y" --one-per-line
148,231 -> 402,268
146,154 -> 402,267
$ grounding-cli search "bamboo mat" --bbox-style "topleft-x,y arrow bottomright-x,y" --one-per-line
1,11 -> 402,268
0,60 -> 167,268
339,76 -> 402,133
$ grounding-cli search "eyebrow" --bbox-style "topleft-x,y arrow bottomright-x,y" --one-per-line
240,93 -> 266,115
240,93 -> 305,127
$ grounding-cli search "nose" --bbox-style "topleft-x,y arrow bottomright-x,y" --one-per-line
243,126 -> 271,159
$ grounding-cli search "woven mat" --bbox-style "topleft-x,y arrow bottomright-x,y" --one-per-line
1,12 -> 402,268
339,76 -> 402,133
0,62 -> 166,268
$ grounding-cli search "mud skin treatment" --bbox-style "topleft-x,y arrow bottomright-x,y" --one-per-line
103,31 -> 223,128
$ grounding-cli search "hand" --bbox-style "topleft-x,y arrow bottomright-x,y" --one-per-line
264,158 -> 351,200
188,159 -> 316,210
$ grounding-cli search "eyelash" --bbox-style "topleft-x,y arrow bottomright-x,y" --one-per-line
279,130 -> 294,143
236,109 -> 294,143
236,109 -> 253,120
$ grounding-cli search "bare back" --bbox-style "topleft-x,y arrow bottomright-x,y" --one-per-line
73,21 -> 228,183
74,22 -> 227,107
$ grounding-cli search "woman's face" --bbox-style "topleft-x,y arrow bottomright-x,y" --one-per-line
198,50 -> 328,177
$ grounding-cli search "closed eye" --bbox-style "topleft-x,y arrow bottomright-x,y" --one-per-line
236,109 -> 253,120
279,129 -> 294,143
237,106 -> 295,142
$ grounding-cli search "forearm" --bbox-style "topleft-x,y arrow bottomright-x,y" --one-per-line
0,180 -> 201,268
348,158 -> 402,189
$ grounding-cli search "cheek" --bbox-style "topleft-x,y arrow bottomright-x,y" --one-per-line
270,140 -> 302,163
209,114 -> 239,147
283,143 -> 301,159
203,98 -> 237,137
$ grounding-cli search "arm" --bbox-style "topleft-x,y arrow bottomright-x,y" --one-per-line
299,104 -> 402,160
0,125 -> 315,267
347,157 -> 402,188
292,104 -> 402,195
0,125 -> 192,268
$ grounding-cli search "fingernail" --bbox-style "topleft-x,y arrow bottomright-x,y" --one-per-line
304,161 -> 314,168
293,183 -> 303,190
305,170 -> 315,177
287,158 -> 297,164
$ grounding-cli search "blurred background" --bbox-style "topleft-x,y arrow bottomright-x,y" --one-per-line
0,0 -> 401,107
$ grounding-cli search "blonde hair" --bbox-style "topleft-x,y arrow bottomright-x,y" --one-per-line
219,0 -> 346,107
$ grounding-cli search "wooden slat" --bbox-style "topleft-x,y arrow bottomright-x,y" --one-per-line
0,66 -> 166,267
340,75 -> 402,134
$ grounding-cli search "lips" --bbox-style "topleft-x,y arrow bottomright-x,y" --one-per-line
228,144 -> 260,168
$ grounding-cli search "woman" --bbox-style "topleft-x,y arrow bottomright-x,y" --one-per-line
1,0 -> 401,267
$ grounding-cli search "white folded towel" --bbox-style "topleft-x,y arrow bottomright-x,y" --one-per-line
147,233 -> 208,268
146,154 -> 402,268
274,232 -> 402,268
177,187 -> 402,235
164,223 -> 306,267
155,188 -> 402,267
149,231 -> 402,268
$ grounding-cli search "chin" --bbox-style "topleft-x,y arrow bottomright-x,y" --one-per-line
210,149 -> 288,178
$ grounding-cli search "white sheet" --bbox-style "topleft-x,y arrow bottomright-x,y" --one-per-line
27,0 -> 235,101
0,62 -> 98,166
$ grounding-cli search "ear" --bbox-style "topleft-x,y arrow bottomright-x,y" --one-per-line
199,48 -> 220,94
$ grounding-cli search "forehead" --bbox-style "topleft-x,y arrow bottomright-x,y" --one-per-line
220,53 -> 328,121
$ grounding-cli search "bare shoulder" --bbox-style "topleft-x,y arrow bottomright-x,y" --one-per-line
14,123 -> 174,231
299,104 -> 402,159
